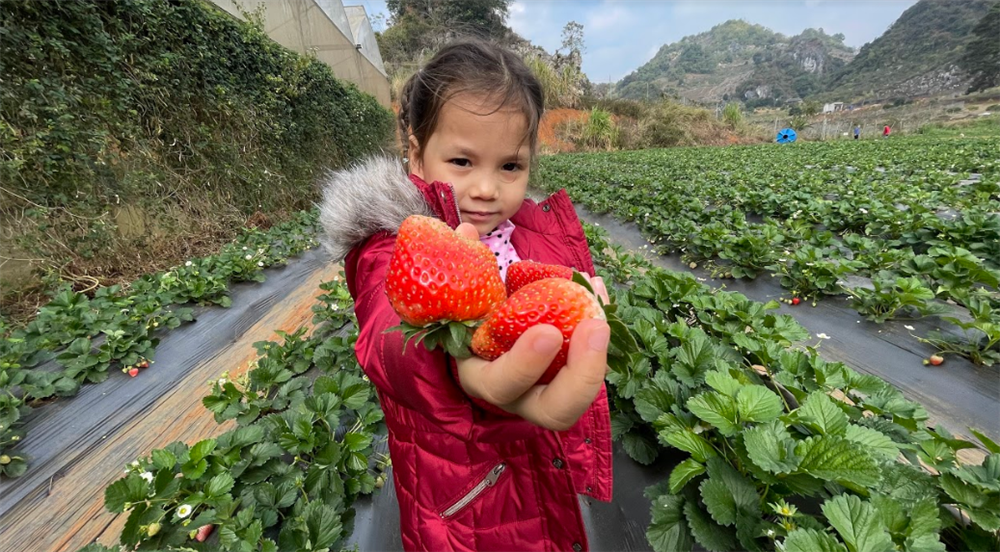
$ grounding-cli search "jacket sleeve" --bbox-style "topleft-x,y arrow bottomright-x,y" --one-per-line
349,232 -> 476,440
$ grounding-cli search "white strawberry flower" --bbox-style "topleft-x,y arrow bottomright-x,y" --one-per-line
257,261 -> 264,267
245,254 -> 252,260
904,325 -> 915,331
185,261 -> 193,267
177,504 -> 193,518
140,471 -> 154,483
816,333 -> 831,339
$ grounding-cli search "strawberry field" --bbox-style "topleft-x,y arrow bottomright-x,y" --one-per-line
536,137 -> 1000,367
2,137 -> 999,552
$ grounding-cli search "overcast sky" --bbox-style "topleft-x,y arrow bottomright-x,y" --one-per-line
347,0 -> 919,83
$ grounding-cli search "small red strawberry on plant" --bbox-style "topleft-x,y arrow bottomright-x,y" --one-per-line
472,273 -> 637,384
385,215 -> 506,357
791,297 -> 801,306
128,367 -> 139,377
194,524 -> 214,542
505,260 -> 574,296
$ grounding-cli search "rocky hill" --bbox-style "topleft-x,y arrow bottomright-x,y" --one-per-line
821,0 -> 997,101
615,20 -> 855,106
615,0 -> 997,106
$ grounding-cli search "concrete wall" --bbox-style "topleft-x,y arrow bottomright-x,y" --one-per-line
209,0 -> 390,107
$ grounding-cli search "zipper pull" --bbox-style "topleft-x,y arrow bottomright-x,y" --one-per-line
485,463 -> 506,486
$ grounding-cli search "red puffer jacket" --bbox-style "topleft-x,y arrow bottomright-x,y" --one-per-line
319,157 -> 612,552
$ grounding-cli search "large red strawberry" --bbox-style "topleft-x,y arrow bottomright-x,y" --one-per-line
472,277 -> 606,384
386,215 -> 506,356
505,260 -> 574,296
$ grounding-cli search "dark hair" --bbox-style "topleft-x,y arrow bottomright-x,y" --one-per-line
397,40 -> 544,166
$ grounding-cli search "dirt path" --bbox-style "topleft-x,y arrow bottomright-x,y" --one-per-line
0,249 -> 342,552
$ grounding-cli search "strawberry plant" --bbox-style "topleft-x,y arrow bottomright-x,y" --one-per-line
768,245 -> 863,301
97,276 -> 388,551
1,209 -> 322,479
845,273 -> 948,323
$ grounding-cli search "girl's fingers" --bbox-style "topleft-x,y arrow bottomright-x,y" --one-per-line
591,276 -> 610,305
505,318 -> 609,430
455,222 -> 479,240
472,324 -> 562,406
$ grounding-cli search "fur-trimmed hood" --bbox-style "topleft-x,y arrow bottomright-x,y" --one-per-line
317,155 -> 433,261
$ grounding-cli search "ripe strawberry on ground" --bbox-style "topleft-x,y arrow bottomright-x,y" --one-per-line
128,367 -> 139,377
385,215 -> 506,357
926,354 -> 945,366
505,260 -> 574,296
472,274 -> 637,384
791,297 -> 801,306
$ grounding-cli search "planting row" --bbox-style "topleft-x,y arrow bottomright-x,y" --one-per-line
83,223 -> 998,552
0,211 -> 322,479
536,137 -> 1000,365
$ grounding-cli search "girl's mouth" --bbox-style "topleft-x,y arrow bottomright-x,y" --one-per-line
462,211 -> 497,222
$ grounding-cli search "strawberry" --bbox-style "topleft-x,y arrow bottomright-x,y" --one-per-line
139,360 -> 149,368
505,260 -> 574,296
128,367 -> 139,377
928,354 -> 944,366
472,277 -> 610,384
195,524 -> 214,542
791,297 -> 801,306
385,215 -> 506,357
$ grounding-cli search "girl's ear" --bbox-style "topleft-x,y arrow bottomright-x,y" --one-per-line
407,135 -> 424,178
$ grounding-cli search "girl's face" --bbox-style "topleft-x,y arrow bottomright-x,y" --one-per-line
410,93 -> 531,236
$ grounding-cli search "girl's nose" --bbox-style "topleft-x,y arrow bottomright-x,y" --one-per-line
469,174 -> 500,199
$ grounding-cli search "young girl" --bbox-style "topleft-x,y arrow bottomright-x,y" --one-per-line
319,40 -> 613,552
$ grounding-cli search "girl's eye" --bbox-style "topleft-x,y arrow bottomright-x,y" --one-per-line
450,158 -> 470,167
502,162 -> 522,171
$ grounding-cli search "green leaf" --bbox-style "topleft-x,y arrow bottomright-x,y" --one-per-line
684,498 -> 737,552
206,472 -> 235,497
699,457 -> 759,527
798,392 -> 849,436
671,330 -> 716,386
104,474 -> 149,513
742,420 -> 799,474
844,425 -> 899,459
821,494 -> 894,552
938,473 -> 989,508
795,435 -> 880,487
151,449 -> 177,471
343,431 -> 373,452
634,381 -> 677,424
662,430 -> 717,463
970,428 -> 1000,454
783,528 -> 849,552
705,369 -> 742,397
687,391 -> 740,435
668,458 -> 705,494
623,431 -> 658,465
189,438 -> 217,462
647,494 -> 694,552
304,501 -> 343,550
736,385 -> 784,423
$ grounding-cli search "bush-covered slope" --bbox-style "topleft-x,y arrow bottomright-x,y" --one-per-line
0,0 -> 393,319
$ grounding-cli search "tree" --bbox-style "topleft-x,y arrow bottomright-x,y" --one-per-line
959,1 -> 1000,93
559,21 -> 585,57
384,0 -> 511,40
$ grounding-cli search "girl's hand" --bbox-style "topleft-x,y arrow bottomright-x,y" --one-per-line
453,223 -> 610,431
455,320 -> 610,431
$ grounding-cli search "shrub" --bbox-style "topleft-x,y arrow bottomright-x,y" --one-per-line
0,0 -> 393,317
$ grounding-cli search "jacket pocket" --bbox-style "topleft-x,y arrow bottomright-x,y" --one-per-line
439,462 -> 507,519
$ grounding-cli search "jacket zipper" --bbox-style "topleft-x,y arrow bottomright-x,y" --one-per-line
446,183 -> 463,224
439,463 -> 506,518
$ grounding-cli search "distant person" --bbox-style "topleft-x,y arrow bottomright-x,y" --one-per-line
854,125 -> 860,140
883,125 -> 891,138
